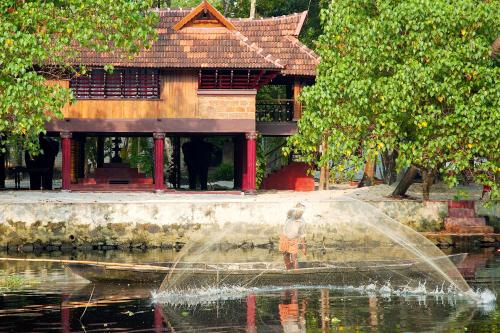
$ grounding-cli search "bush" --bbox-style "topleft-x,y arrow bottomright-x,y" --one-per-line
211,163 -> 234,181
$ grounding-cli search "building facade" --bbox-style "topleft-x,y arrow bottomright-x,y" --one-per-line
37,1 -> 319,191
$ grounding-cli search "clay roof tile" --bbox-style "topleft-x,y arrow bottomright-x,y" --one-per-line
70,7 -> 317,76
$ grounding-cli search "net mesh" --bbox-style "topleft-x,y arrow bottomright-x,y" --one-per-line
156,197 -> 476,302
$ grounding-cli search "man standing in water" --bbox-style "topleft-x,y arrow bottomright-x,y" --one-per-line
279,203 -> 307,269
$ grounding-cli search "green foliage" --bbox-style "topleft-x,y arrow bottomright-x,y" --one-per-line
288,0 -> 500,198
0,0 -> 158,153
453,189 -> 470,201
168,0 -> 224,8
256,135 -> 265,188
256,85 -> 288,101
210,162 -> 234,181
127,137 -> 154,177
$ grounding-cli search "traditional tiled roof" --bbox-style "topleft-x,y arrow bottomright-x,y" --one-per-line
233,12 -> 319,76
72,2 -> 318,77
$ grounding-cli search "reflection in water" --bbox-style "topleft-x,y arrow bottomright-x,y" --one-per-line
369,294 -> 378,330
1,249 -> 500,332
246,294 -> 256,333
278,289 -> 306,333
320,289 -> 329,332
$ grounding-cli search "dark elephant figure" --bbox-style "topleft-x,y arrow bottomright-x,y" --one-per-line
182,137 -> 214,190
25,136 -> 60,190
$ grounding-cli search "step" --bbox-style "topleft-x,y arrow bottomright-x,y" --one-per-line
445,217 -> 487,228
457,267 -> 476,279
446,225 -> 494,234
448,200 -> 475,210
79,177 -> 153,185
448,208 -> 476,218
70,183 -> 155,191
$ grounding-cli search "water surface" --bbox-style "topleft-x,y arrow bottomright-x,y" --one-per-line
1,248 -> 499,332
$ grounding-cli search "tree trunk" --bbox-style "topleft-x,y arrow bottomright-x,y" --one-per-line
319,136 -> 329,190
358,158 -> 376,188
0,147 -> 5,189
249,0 -> 256,18
319,163 -> 330,190
381,150 -> 397,185
223,0 -> 230,14
391,165 -> 419,197
421,169 -> 436,201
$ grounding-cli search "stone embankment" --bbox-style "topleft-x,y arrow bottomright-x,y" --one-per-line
0,187 -> 498,252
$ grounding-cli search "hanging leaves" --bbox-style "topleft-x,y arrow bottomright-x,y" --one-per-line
288,0 -> 499,198
0,0 -> 158,151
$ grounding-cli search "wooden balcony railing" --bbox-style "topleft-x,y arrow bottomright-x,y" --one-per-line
256,99 -> 294,122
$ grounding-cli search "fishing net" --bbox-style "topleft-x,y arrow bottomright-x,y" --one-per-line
155,197 -> 477,303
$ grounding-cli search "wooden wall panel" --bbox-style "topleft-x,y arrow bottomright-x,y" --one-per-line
50,71 -> 256,121
65,100 -> 160,119
159,70 -> 199,118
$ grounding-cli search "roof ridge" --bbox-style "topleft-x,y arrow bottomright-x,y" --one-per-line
230,11 -> 303,22
294,11 -> 308,36
231,30 -> 284,69
285,35 -> 320,63
230,11 -> 308,37
154,7 -> 192,11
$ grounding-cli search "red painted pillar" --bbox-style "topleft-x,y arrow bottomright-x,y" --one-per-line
153,133 -> 165,191
61,132 -> 72,191
246,294 -> 256,332
243,132 -> 257,192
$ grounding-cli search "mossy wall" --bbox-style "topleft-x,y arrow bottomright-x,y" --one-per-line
0,200 -> 452,252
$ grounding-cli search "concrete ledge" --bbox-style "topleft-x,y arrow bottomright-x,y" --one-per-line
0,196 -> 448,250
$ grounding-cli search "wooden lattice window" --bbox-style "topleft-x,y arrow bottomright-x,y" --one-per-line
198,69 -> 278,90
70,68 -> 160,99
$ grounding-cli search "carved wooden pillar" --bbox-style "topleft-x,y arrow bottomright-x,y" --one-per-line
293,79 -> 303,121
243,132 -> 257,192
61,132 -> 72,191
70,139 -> 78,184
153,133 -> 165,191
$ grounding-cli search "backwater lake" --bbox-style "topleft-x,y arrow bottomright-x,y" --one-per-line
1,248 -> 499,332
